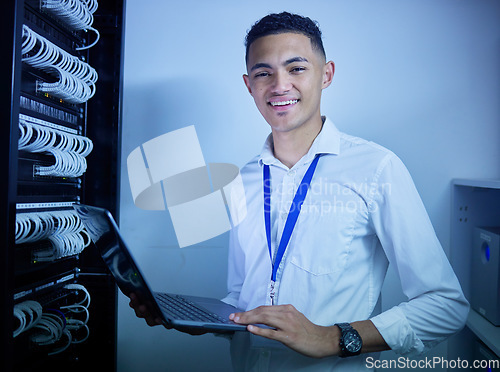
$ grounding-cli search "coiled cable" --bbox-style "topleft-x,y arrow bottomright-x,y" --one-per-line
18,116 -> 93,178
22,24 -> 98,103
41,0 -> 100,50
14,284 -> 92,353
13,300 -> 43,338
16,209 -> 91,260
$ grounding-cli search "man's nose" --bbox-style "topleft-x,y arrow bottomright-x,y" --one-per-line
271,71 -> 292,94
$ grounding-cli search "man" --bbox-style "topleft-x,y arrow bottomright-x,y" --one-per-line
131,11 -> 469,369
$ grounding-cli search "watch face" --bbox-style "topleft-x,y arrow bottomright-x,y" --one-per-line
343,332 -> 362,353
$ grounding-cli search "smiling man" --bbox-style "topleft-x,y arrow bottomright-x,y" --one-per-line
242,32 -> 330,170
221,11 -> 469,371
128,11 -> 469,371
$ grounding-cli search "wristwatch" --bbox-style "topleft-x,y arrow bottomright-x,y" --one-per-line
335,323 -> 362,357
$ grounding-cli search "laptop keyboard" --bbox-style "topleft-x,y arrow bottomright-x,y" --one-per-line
155,293 -> 229,323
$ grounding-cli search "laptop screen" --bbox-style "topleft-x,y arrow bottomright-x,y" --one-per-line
74,204 -> 163,316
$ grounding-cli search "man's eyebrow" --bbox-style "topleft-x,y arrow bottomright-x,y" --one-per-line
284,56 -> 309,65
250,62 -> 272,72
249,57 -> 309,72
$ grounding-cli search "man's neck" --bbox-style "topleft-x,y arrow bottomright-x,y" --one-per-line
272,116 -> 324,169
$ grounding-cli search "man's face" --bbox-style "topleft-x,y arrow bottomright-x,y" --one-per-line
243,32 -> 334,135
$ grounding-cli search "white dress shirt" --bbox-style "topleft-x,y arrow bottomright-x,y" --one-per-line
222,117 -> 468,369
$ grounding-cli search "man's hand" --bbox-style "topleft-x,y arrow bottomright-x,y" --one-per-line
128,292 -> 208,335
128,292 -> 165,327
229,304 -> 340,358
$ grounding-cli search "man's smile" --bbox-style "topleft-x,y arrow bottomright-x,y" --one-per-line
269,99 -> 299,107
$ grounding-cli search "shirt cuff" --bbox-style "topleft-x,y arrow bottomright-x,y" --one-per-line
370,306 -> 425,356
221,293 -> 240,308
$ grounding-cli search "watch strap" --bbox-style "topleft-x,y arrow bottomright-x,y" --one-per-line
335,322 -> 362,358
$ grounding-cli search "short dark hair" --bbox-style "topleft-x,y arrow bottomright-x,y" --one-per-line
245,12 -> 326,63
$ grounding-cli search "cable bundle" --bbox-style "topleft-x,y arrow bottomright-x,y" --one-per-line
16,210 -> 84,243
59,284 -> 90,344
22,25 -> 98,103
41,0 -> 100,50
43,230 -> 91,260
13,300 -> 43,338
19,116 -> 93,178
30,310 -> 72,355
16,210 -> 91,260
15,284 -> 91,355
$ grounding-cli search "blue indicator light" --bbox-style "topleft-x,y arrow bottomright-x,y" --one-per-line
485,244 -> 491,262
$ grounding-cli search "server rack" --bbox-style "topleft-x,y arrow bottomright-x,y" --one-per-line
1,1 -> 125,371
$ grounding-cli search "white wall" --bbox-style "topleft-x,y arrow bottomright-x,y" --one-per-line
119,1 -> 500,371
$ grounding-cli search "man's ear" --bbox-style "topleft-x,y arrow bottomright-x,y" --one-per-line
322,61 -> 335,89
243,74 -> 252,94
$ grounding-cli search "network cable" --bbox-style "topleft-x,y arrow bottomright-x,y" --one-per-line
16,210 -> 92,260
18,116 -> 93,178
16,210 -> 85,244
22,25 -> 98,103
14,283 -> 92,354
41,0 -> 100,50
13,300 -> 43,338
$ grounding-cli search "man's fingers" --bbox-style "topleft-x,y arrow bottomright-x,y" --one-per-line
131,303 -> 148,317
232,304 -> 293,321
232,304 -> 340,358
128,293 -> 164,327
128,293 -> 143,312
230,307 -> 267,324
247,324 -> 280,339
230,305 -> 294,331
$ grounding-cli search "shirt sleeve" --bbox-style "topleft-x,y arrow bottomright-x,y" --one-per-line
368,153 -> 469,356
221,224 -> 245,308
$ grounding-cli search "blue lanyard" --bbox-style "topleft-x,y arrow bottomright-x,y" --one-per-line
263,155 -> 321,287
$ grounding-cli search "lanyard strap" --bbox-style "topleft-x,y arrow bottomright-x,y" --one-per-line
263,155 -> 321,282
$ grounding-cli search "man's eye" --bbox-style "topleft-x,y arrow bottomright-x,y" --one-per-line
254,71 -> 270,78
291,67 -> 306,73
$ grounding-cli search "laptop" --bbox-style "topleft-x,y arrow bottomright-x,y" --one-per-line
73,204 -> 248,333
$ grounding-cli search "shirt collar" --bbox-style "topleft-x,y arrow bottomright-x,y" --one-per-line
258,116 -> 341,168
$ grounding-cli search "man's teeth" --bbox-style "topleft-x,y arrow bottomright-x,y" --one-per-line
270,99 -> 298,106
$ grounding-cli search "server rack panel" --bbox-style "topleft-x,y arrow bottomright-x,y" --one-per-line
2,1 -> 125,371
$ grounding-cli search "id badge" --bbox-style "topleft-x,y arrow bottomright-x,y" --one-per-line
269,280 -> 276,306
